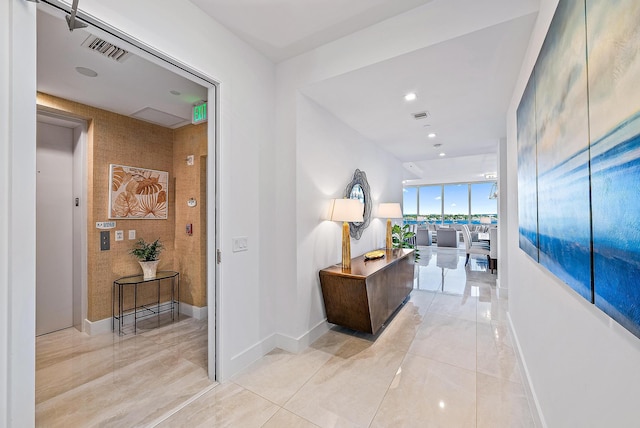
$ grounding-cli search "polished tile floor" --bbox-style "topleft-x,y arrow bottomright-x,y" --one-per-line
36,246 -> 537,427
35,315 -> 211,427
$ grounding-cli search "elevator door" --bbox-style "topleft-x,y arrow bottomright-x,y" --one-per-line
36,121 -> 74,336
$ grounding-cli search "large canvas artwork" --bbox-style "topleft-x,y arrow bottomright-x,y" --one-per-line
587,0 -> 640,338
534,0 -> 592,302
109,164 -> 168,219
517,74 -> 539,262
517,0 -> 640,339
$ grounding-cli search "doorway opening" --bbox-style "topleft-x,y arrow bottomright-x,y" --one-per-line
34,2 -> 219,423
36,111 -> 87,336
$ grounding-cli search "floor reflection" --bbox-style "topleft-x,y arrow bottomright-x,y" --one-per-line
414,245 -> 493,298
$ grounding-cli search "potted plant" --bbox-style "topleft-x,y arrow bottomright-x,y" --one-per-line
130,238 -> 163,279
391,224 -> 420,260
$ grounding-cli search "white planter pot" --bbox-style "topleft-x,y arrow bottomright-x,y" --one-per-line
139,260 -> 160,279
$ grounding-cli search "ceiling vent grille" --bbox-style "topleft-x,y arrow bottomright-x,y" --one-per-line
412,111 -> 430,120
81,35 -> 131,63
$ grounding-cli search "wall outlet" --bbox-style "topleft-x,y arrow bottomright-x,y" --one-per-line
115,230 -> 124,241
128,230 -> 136,240
232,236 -> 248,252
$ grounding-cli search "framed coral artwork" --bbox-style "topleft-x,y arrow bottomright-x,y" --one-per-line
109,164 -> 168,219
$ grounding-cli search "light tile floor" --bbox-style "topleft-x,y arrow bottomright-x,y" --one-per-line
36,246 -> 537,427
163,246 -> 536,427
35,315 -> 211,427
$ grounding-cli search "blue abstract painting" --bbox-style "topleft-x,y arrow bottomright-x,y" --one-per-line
534,0 -> 592,302
517,74 -> 539,262
587,0 -> 640,338
516,0 -> 640,339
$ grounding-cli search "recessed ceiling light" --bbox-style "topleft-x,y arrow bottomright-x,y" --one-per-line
439,152 -> 446,157
75,66 -> 98,77
428,133 -> 437,138
404,93 -> 417,101
170,90 -> 181,96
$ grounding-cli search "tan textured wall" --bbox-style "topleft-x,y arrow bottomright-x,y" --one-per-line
37,93 -> 176,321
173,124 -> 207,307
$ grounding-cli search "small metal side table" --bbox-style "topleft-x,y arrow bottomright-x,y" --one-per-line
112,271 -> 180,335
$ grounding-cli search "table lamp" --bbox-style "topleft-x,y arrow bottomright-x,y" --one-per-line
377,202 -> 403,249
329,198 -> 364,269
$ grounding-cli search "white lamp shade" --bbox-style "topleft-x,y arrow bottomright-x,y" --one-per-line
480,216 -> 492,224
377,202 -> 403,219
329,198 -> 364,223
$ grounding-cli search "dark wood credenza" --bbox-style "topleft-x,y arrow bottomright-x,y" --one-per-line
319,248 -> 415,334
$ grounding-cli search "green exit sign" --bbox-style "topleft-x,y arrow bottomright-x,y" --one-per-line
192,102 -> 207,124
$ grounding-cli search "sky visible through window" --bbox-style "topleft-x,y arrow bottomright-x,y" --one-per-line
402,182 -> 497,223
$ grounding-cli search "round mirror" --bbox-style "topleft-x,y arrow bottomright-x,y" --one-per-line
344,169 -> 372,239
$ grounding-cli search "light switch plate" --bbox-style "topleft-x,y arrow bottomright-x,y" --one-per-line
232,236 -> 248,252
115,230 -> 124,241
128,230 -> 136,240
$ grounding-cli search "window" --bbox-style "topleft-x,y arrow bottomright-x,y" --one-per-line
419,186 -> 442,223
470,182 -> 497,224
402,187 -> 418,222
402,181 -> 498,225
443,184 -> 469,224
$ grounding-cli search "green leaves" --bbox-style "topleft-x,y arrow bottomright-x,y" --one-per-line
130,238 -> 163,261
391,224 -> 420,260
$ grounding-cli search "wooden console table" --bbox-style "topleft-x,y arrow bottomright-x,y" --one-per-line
319,249 -> 415,334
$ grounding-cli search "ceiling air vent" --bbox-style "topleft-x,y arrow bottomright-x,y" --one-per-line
412,111 -> 430,120
81,35 -> 131,63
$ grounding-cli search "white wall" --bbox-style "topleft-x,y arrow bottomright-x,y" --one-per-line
506,1 -> 640,426
277,94 -> 403,349
1,2 -> 37,426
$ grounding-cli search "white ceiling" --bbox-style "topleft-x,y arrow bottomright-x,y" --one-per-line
36,0 -> 539,182
189,0 -> 435,63
301,13 -> 537,170
37,7 -> 208,129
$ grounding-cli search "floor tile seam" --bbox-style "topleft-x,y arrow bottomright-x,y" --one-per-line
475,366 -> 523,386
228,378 -> 288,408
260,407 -> 319,428
404,351 -> 479,377
422,310 -> 480,328
365,350 -> 412,428
249,352 -> 330,411
280,348 -> 408,427
145,381 -> 220,427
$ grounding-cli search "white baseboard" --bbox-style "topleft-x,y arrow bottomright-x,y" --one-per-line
508,313 -> 547,428
226,334 -> 277,379
84,317 -> 112,336
276,319 -> 330,354
496,277 -> 508,299
223,320 -> 330,380
179,302 -> 208,320
84,303 -> 206,336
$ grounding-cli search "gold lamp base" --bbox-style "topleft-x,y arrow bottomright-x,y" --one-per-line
385,218 -> 393,249
342,221 -> 351,270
